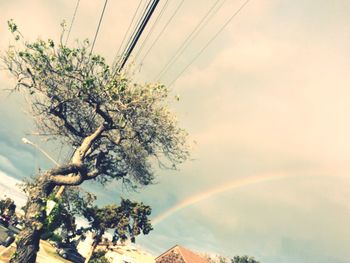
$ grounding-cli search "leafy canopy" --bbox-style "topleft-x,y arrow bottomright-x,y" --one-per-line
83,199 -> 153,244
2,21 -> 189,188
231,256 -> 260,263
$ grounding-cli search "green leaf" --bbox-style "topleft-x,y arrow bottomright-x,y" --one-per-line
7,19 -> 17,33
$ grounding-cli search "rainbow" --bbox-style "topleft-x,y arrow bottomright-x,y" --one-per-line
152,171 -> 305,225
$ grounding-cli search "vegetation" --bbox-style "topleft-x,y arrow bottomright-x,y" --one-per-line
231,255 -> 260,263
0,197 -> 16,218
207,255 -> 261,263
2,20 -> 188,263
83,199 -> 152,262
40,186 -> 95,243
89,251 -> 109,263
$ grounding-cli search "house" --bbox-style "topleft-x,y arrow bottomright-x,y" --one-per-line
155,245 -> 209,263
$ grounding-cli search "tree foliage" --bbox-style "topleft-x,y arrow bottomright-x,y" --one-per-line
83,199 -> 152,244
89,251 -> 109,263
206,254 -> 261,263
41,187 -> 96,242
0,197 -> 16,217
2,21 -> 188,188
2,21 -> 188,263
80,198 -> 152,263
231,256 -> 260,263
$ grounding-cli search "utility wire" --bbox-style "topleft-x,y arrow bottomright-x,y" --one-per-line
138,0 -> 185,67
133,0 -> 171,63
58,0 -> 110,198
60,0 -> 82,165
168,0 -> 251,87
112,0 -> 144,68
90,0 -> 109,55
115,0 -> 160,73
65,0 -> 81,45
156,0 -> 225,81
115,0 -> 152,71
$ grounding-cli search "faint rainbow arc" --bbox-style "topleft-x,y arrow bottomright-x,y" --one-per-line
152,172 -> 295,225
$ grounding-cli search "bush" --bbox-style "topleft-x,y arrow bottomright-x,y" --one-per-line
90,251 -> 110,263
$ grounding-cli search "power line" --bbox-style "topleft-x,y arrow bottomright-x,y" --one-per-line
168,0 -> 251,87
155,0 -> 225,81
138,0 -> 185,67
133,0 -> 171,63
65,0 -> 81,45
114,0 -> 152,71
112,0 -> 145,68
90,0 -> 109,55
57,0 -> 110,198
115,0 -> 161,73
59,0 -> 81,164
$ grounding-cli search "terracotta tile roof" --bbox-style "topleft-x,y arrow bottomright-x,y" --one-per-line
156,245 -> 209,263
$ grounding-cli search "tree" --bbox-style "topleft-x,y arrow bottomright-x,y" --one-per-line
89,251 -> 109,263
231,256 -> 260,263
2,21 -> 188,263
40,186 -> 96,243
206,254 -> 261,263
0,197 -> 17,226
0,197 -> 16,217
205,254 -> 230,263
83,199 -> 153,262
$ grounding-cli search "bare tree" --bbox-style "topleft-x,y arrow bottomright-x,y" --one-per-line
2,21 -> 188,263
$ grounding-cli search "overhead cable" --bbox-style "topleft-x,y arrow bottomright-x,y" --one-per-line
168,0 -> 251,87
138,0 -> 185,67
115,0 -> 152,70
156,0 -> 226,81
65,0 -> 81,45
112,0 -> 145,68
133,0 -> 171,63
90,0 -> 109,55
58,0 -> 110,198
115,0 -> 160,73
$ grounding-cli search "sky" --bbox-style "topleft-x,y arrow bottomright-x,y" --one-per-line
1,0 -> 350,262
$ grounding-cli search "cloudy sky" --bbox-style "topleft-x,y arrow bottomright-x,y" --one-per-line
1,0 -> 350,262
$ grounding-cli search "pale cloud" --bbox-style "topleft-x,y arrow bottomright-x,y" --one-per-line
0,170 -> 26,208
0,154 -> 23,177
1,1 -> 350,263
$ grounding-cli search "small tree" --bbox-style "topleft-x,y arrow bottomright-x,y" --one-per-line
2,21 -> 188,263
206,254 -> 261,263
89,251 -> 109,263
231,256 -> 260,263
40,186 -> 96,243
83,199 -> 152,262
0,197 -> 16,218
0,197 -> 18,227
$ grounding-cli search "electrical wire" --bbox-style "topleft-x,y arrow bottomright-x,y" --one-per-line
65,0 -> 81,45
59,0 -> 81,164
90,0 -> 109,55
115,0 -> 160,73
155,0 -> 225,81
114,0 -> 153,71
168,0 -> 251,87
132,0 -> 171,63
138,0 -> 185,67
61,0 -> 110,192
112,0 -> 144,68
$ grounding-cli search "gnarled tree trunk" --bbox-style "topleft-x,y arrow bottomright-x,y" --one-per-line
11,126 -> 104,262
10,176 -> 54,263
11,226 -> 41,263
